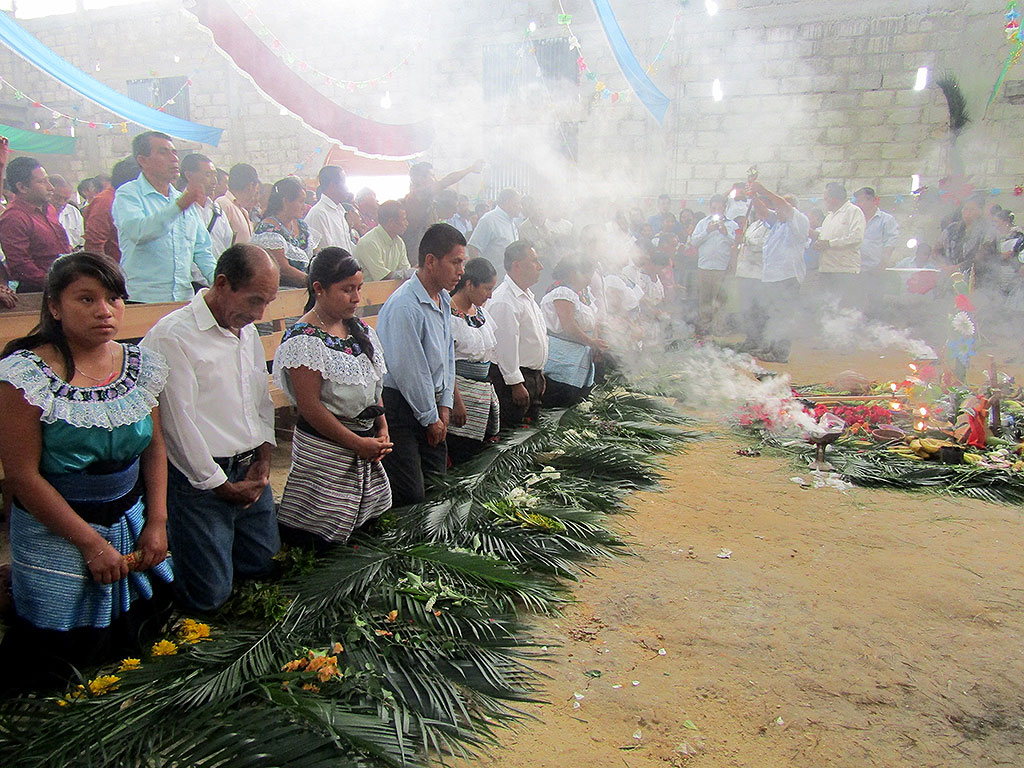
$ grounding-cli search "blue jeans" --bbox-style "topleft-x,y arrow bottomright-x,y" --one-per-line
166,463 -> 279,613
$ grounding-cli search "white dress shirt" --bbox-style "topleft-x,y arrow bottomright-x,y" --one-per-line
468,206 -> 519,273
487,276 -> 549,384
59,204 -> 84,248
141,289 -> 276,491
199,199 -> 236,258
818,200 -> 866,273
304,194 -> 355,252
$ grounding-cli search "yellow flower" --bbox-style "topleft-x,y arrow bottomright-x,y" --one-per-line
151,639 -> 178,656
179,619 -> 212,644
332,642 -> 344,654
281,658 -> 308,672
118,658 -> 142,672
87,675 -> 121,696
386,610 -> 399,623
301,683 -> 320,693
56,699 -> 68,707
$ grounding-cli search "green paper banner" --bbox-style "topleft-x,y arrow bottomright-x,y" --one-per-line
0,122 -> 77,155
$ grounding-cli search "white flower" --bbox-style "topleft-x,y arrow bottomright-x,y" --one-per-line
951,311 -> 975,337
576,400 -> 593,414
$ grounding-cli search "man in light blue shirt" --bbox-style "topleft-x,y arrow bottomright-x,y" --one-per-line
748,182 -> 809,363
853,187 -> 900,272
112,131 -> 214,302
377,222 -> 466,506
689,194 -> 739,337
468,188 -> 521,277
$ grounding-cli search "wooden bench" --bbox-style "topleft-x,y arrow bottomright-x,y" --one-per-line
0,280 -> 401,407
0,281 -> 402,508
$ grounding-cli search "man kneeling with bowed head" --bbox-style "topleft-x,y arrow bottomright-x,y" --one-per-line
142,244 -> 280,613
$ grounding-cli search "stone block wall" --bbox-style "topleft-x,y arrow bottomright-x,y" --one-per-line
0,0 -> 1020,214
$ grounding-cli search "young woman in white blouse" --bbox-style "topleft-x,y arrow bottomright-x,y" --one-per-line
273,248 -> 392,546
540,256 -> 608,407
447,257 -> 500,464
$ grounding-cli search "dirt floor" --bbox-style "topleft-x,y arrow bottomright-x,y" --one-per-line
3,340 -> 1023,767
445,342 -> 1024,768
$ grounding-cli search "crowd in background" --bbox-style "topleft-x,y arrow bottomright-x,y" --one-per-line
1,128 -> 1022,689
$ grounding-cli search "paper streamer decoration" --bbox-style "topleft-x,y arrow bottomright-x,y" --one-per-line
0,12 -> 222,146
189,0 -> 432,159
589,0 -> 671,123
0,121 -> 76,154
985,1 -> 1023,114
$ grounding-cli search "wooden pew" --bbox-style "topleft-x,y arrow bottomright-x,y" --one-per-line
0,281 -> 401,401
0,281 -> 403,509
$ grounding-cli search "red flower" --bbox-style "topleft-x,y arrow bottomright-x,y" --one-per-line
955,294 -> 975,313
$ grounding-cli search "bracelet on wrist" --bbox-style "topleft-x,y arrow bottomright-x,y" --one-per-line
85,545 -> 107,565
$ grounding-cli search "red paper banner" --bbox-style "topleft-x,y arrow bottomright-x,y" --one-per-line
190,0 -> 433,159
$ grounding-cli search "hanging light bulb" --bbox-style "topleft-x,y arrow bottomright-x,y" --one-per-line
906,238 -> 918,249
705,0 -> 720,16
380,91 -> 393,109
528,21 -> 537,33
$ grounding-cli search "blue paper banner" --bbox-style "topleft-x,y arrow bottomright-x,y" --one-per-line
590,0 -> 671,123
0,13 -> 222,146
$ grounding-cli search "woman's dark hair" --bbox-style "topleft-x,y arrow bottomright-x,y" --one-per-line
2,252 -> 128,378
265,177 -> 306,219
452,256 -> 496,295
305,247 -> 372,359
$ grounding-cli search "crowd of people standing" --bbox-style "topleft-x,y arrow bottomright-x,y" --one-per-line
0,128 -> 1020,689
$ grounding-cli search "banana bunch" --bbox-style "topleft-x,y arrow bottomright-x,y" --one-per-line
907,437 -> 949,459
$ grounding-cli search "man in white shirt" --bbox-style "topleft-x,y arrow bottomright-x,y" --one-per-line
50,174 -> 84,248
304,165 -> 355,252
468,189 -> 522,277
216,163 -> 260,247
812,182 -> 866,306
487,240 -> 548,427
142,244 -> 280,613
180,153 -> 235,260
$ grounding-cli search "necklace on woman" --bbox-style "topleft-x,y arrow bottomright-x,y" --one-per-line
311,306 -> 337,333
74,344 -> 117,384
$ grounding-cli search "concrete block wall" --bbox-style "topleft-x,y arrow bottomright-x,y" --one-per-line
0,0 -> 1020,214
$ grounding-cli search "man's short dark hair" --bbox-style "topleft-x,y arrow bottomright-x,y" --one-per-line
418,222 -> 466,267
504,239 -> 535,272
658,193 -> 671,202
180,153 -> 212,178
77,177 -> 96,198
825,182 -> 848,201
5,156 -> 42,194
378,200 -> 404,226
854,187 -> 876,200
318,165 -> 345,190
111,157 -> 141,189
132,131 -> 172,159
496,188 -> 519,207
215,243 -> 269,289
228,163 -> 259,192
409,162 -> 433,180
709,194 -> 727,207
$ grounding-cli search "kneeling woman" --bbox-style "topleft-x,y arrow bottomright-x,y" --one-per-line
541,257 -> 608,406
0,252 -> 173,691
447,258 -> 500,464
274,248 -> 392,546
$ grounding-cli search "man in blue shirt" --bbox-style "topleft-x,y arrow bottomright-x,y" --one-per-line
377,222 -> 466,506
112,131 -> 214,302
748,182 -> 809,364
689,194 -> 739,338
